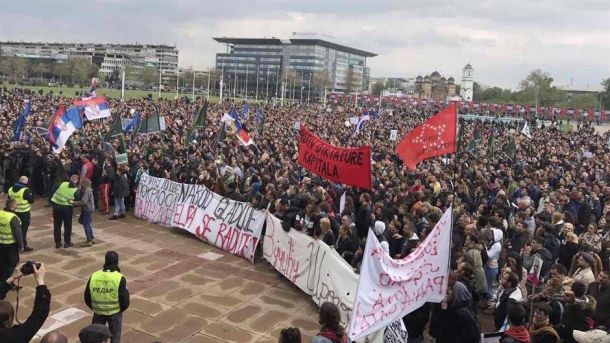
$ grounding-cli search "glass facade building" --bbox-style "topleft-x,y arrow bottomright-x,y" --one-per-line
214,37 -> 375,99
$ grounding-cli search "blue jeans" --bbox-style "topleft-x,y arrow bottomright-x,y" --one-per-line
114,197 -> 125,216
82,211 -> 94,241
485,266 -> 499,297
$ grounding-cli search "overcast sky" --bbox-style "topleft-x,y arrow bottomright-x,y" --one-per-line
1,0 -> 608,89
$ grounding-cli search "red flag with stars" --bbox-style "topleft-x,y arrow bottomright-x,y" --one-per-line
396,104 -> 457,170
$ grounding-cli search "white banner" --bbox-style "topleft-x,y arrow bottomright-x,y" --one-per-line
134,173 -> 181,227
347,207 -> 452,341
134,173 -> 265,262
390,129 -> 398,141
263,213 -> 405,343
172,183 -> 265,262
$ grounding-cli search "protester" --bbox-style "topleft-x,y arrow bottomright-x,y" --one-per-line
73,179 -> 96,246
278,327 -> 302,343
79,324 -> 112,343
312,302 -> 347,343
429,280 -> 481,343
529,302 -> 560,343
41,330 -> 68,343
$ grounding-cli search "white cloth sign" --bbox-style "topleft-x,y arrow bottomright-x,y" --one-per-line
159,116 -> 166,131
521,122 -> 531,138
172,183 -> 265,262
339,192 -> 346,215
134,173 -> 181,227
390,129 -> 398,141
134,173 -> 266,262
347,207 -> 452,341
349,116 -> 360,125
263,213 -> 405,343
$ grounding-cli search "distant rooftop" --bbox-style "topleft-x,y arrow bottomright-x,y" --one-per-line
213,35 -> 377,57
0,41 -> 177,49
558,84 -> 602,93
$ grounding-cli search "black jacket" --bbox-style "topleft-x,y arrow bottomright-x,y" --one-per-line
355,203 -> 371,239
0,285 -> 50,343
429,301 -> 480,342
84,266 -> 130,314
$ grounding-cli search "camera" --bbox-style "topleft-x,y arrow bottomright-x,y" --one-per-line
20,261 -> 41,276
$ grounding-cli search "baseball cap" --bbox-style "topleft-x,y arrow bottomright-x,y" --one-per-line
573,329 -> 610,343
79,324 -> 112,343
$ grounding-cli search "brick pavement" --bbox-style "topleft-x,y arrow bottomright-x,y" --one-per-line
1,198 -> 321,343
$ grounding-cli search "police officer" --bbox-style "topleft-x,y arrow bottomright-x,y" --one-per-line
50,175 -> 78,248
84,251 -> 129,343
0,199 -> 23,283
8,176 -> 35,252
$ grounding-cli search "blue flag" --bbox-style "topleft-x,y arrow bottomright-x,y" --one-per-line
255,108 -> 263,124
123,112 -> 141,133
230,108 -> 244,130
13,99 -> 31,141
242,103 -> 250,119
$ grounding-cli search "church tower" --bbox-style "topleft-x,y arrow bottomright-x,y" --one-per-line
460,63 -> 474,102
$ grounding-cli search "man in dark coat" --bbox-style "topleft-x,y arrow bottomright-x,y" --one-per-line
355,193 -> 371,240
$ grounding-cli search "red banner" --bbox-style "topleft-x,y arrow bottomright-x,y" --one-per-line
298,125 -> 372,190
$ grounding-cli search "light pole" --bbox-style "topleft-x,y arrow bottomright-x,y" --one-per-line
206,66 -> 211,102
255,65 -> 259,101
192,68 -> 196,101
245,63 -> 249,101
176,68 -> 179,98
265,66 -> 270,103
307,76 -> 311,105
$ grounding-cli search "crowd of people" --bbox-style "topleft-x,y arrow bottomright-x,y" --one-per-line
0,85 -> 610,342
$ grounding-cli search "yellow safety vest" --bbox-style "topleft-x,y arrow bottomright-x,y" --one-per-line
89,270 -> 123,316
0,210 -> 19,245
8,187 -> 31,213
51,182 -> 77,206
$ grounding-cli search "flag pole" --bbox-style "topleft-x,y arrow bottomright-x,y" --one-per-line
192,68 -> 196,101
255,65 -> 259,102
219,66 -> 224,103
245,63 -> 249,102
206,66 -> 211,102
176,68 -> 180,98
121,68 -> 125,101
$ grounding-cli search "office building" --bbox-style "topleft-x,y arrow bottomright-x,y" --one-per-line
213,33 -> 376,99
0,41 -> 179,77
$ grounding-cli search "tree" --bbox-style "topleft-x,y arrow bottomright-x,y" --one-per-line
372,80 -> 386,95
567,94 -> 597,108
345,68 -> 355,93
141,67 -> 157,88
479,87 -> 503,101
311,70 -> 331,98
472,82 -> 482,101
517,69 -> 566,106
0,57 -> 28,83
601,78 -> 610,109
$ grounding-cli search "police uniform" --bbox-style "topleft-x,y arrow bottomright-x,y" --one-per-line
51,181 -> 77,248
85,269 -> 129,343
0,209 -> 22,282
8,185 -> 34,250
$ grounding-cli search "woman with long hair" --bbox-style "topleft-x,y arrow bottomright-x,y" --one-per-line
502,251 -> 528,298
312,302 -> 347,343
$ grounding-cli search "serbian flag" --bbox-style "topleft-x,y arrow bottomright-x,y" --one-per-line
229,108 -> 254,146
355,111 -> 371,134
48,105 -> 83,154
396,104 -> 457,170
73,96 -> 111,120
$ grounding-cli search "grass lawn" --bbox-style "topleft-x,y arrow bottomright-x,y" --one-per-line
3,84 -> 279,104
560,123 -> 573,133
4,83 -> 219,101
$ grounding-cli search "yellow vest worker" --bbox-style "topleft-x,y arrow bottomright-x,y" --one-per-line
84,251 -> 129,343
0,200 -> 23,284
89,270 -> 123,316
51,176 -> 79,249
0,210 -> 19,245
8,187 -> 31,213
51,182 -> 77,207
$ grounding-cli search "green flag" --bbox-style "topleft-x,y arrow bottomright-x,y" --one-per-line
211,122 -> 225,155
104,115 -> 123,142
194,104 -> 208,128
136,110 -> 161,135
505,140 -> 516,160
487,131 -> 495,159
465,128 -> 480,153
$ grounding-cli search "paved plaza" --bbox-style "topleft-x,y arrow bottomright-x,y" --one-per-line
1,197 -> 322,343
